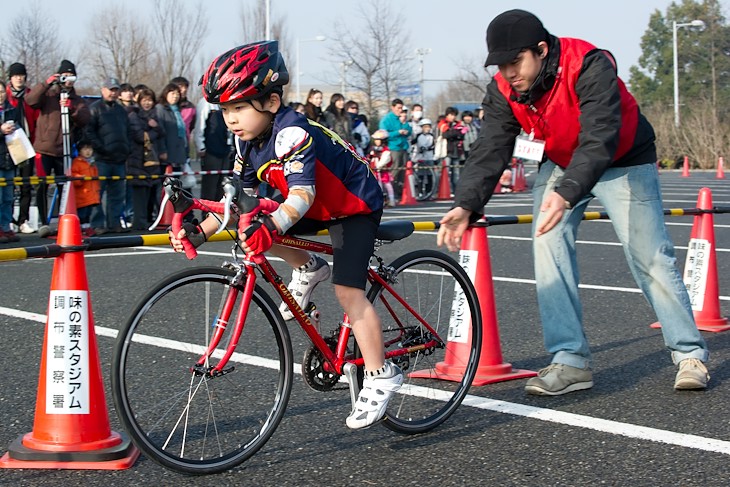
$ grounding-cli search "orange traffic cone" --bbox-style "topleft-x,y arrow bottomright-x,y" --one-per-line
0,214 -> 139,470
154,165 -> 174,229
399,160 -> 417,205
651,188 -> 729,332
412,225 -> 537,385
436,159 -> 451,200
513,159 -> 527,192
717,156 -> 725,180
682,156 -> 690,177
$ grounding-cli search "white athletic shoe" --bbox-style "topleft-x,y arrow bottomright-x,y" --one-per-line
19,221 -> 35,234
346,362 -> 403,430
279,255 -> 331,321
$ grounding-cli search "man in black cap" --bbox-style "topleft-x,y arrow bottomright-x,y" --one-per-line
85,77 -> 131,234
26,59 -> 90,229
437,9 -> 709,395
6,62 -> 39,233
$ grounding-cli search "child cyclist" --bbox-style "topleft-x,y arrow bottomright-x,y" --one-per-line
169,41 -> 403,429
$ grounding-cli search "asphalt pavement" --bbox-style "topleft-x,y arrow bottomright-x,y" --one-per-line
1,169 -> 729,486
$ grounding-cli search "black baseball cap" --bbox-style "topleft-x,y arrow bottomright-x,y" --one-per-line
485,9 -> 549,66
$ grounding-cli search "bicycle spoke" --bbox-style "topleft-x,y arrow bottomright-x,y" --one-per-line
113,268 -> 293,474
366,251 -> 482,434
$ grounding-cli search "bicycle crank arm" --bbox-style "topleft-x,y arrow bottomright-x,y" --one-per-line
342,362 -> 360,413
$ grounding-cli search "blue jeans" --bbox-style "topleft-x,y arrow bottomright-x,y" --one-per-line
532,161 -> 708,368
90,161 -> 126,230
0,168 -> 15,231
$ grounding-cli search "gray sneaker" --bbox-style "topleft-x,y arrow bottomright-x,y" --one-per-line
674,358 -> 709,390
525,363 -> 593,396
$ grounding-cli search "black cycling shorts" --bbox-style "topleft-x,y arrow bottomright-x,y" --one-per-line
286,210 -> 383,290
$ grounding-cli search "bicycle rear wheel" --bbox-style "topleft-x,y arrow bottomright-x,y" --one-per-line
414,164 -> 437,201
112,267 -> 293,474
364,250 -> 482,434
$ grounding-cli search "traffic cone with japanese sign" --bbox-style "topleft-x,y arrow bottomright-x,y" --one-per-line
0,214 -> 139,470
651,188 -> 729,332
411,224 -> 536,385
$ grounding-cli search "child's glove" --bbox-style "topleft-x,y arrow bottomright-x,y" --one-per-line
242,215 -> 278,255
167,220 -> 207,251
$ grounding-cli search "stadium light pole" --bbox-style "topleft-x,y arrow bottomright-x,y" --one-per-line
673,19 -> 705,127
296,36 -> 326,103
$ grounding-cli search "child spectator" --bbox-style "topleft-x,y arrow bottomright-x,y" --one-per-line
412,118 -> 435,165
71,139 -> 100,236
369,129 -> 396,208
170,42 -> 403,429
461,110 -> 478,159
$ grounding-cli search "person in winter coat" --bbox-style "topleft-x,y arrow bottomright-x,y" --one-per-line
303,89 -> 324,124
85,77 -> 132,234
323,93 -> 351,143
127,87 -> 165,230
438,9 -> 709,395
70,139 -> 100,236
369,129 -> 395,208
26,59 -> 90,227
0,81 -> 21,243
6,62 -> 39,234
155,83 -> 188,171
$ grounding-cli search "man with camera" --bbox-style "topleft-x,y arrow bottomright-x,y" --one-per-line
26,59 -> 90,228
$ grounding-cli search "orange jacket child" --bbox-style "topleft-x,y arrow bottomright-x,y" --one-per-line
71,155 -> 100,209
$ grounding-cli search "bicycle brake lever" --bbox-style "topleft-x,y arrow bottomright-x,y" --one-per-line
149,191 -> 171,231
216,182 -> 236,234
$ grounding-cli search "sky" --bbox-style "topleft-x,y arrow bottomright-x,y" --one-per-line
4,0 -> 729,104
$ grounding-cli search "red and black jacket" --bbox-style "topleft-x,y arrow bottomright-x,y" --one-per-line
454,36 -> 656,213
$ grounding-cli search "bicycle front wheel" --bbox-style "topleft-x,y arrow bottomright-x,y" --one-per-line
112,266 -> 294,474
365,250 -> 482,434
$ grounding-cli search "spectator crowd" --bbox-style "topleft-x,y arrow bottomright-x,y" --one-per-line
0,58 -> 483,243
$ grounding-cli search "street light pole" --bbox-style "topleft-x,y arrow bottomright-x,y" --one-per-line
673,19 -> 705,127
340,60 -> 353,95
295,36 -> 326,103
415,48 -> 431,106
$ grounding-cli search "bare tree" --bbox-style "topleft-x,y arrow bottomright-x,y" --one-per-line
2,0 -> 63,83
428,56 -> 491,116
152,0 -> 209,87
85,6 -> 155,86
331,0 -> 413,121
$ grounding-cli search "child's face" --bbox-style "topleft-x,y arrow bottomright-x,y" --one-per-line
421,124 -> 432,133
463,115 -> 473,124
80,146 -> 93,158
373,139 -> 383,146
220,96 -> 280,141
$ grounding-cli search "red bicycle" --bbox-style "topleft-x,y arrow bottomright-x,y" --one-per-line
111,178 -> 482,474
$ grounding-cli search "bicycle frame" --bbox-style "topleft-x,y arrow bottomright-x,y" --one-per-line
152,178 -> 446,381
197,232 -> 445,380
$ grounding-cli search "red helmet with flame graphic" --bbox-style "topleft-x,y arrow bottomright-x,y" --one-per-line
201,41 -> 289,104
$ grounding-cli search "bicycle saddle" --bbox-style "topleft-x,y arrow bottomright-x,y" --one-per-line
376,221 -> 414,241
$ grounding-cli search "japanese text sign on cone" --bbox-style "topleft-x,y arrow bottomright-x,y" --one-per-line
0,214 -> 139,470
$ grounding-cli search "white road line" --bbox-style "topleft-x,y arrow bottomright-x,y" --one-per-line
4,305 -> 730,456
